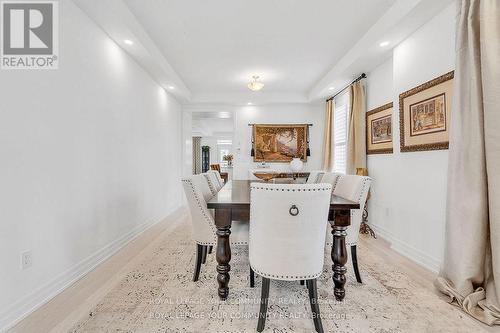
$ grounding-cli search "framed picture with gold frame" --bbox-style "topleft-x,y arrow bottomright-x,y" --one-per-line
367,102 -> 393,154
399,71 -> 454,152
253,124 -> 308,162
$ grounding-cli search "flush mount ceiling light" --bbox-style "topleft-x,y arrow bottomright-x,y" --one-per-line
379,41 -> 390,47
247,75 -> 264,91
123,39 -> 134,45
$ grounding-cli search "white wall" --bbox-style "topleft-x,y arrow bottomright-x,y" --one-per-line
0,1 -> 184,330
182,109 -> 193,177
232,103 -> 324,180
366,3 -> 455,272
192,117 -> 233,137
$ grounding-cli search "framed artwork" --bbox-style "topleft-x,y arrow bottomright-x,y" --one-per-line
399,71 -> 454,152
367,102 -> 393,154
253,124 -> 308,162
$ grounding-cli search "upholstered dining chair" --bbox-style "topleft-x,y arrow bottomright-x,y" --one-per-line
210,164 -> 227,184
212,169 -> 225,186
204,170 -> 223,195
326,174 -> 372,283
250,183 -> 332,333
320,172 -> 340,188
181,174 -> 251,282
306,170 -> 326,184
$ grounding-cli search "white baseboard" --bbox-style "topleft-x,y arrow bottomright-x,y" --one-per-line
370,223 -> 441,274
0,207 -> 185,333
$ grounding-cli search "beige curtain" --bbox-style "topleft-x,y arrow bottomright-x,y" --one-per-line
192,136 -> 202,174
346,80 -> 367,175
434,0 -> 500,326
321,99 -> 334,171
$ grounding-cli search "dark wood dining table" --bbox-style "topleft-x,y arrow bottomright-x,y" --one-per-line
207,180 -> 360,302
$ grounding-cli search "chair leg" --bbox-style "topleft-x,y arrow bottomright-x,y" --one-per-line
193,244 -> 203,282
307,279 -> 324,333
257,277 -> 270,332
351,245 -> 362,283
201,245 -> 207,264
208,245 -> 213,254
306,280 -> 319,332
250,267 -> 255,288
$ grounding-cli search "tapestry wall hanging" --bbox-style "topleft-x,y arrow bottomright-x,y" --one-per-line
252,124 -> 308,162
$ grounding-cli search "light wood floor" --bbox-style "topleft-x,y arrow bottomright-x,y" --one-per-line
8,210 -> 497,333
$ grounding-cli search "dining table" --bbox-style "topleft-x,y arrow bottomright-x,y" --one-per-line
207,179 -> 360,302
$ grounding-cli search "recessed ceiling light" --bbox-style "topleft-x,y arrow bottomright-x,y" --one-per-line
329,86 -> 335,90
247,102 -> 253,105
379,41 -> 390,47
123,39 -> 134,45
168,86 -> 175,90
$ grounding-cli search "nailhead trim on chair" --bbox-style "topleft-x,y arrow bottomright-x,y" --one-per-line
326,176 -> 372,246
251,186 -> 332,192
249,184 -> 331,279
209,170 -> 223,188
230,241 -> 249,245
357,177 -> 371,203
196,241 -> 215,246
184,178 -> 250,246
250,265 -> 322,280
182,178 -> 217,244
331,175 -> 341,190
203,173 -> 218,196
195,241 -> 249,246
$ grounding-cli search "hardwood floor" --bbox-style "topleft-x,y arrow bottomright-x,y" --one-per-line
360,234 -> 497,333
8,212 -> 496,333
8,209 -> 186,333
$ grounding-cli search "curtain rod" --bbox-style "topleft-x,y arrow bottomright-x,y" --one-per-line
247,123 -> 313,126
325,73 -> 366,102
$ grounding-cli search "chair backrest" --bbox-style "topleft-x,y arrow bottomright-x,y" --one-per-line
333,175 -> 372,245
211,169 -> 224,185
249,183 -> 332,281
320,172 -> 341,188
181,175 -> 217,245
204,171 -> 222,194
306,170 -> 326,184
210,164 -> 221,172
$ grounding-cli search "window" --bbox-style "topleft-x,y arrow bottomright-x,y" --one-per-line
333,92 -> 350,174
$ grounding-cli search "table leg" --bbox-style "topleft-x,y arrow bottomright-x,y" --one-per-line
331,209 -> 350,301
215,208 -> 232,300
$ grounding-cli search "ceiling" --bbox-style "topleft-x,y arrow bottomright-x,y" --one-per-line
124,0 -> 395,96
192,113 -> 234,137
74,0 -> 453,104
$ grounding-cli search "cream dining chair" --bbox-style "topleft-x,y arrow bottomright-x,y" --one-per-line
208,169 -> 224,186
325,174 -> 371,283
204,171 -> 222,195
181,174 -> 252,283
306,170 -> 326,184
320,172 -> 341,188
249,183 -> 332,333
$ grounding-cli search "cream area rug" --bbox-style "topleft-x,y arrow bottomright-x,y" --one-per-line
70,221 -> 488,333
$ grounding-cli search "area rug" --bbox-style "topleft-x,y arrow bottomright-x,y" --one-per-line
70,220 -> 488,333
